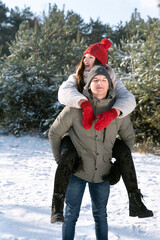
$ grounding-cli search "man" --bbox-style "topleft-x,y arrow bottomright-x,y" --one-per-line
48,65 -> 135,240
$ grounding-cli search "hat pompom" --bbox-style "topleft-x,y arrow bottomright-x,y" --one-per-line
101,38 -> 111,49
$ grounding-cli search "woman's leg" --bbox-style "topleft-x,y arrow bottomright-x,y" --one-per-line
112,138 -> 138,192
51,136 -> 79,223
89,181 -> 110,240
62,175 -> 86,240
112,138 -> 153,218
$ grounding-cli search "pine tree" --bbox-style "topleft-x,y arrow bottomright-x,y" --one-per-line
109,15 -> 160,146
0,1 -> 33,56
0,4 -> 86,136
0,1 -> 9,55
132,18 -> 160,144
84,18 -> 108,44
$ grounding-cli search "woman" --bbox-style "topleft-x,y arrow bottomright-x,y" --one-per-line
50,39 -> 153,223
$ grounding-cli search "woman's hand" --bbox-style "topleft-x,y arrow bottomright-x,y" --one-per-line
80,101 -> 95,129
94,108 -> 118,131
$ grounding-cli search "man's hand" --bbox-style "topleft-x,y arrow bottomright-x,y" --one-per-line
102,160 -> 121,185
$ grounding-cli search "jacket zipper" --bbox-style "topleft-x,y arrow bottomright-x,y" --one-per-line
103,128 -> 106,142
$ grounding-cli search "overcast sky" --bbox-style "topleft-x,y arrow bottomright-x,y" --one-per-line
2,0 -> 160,26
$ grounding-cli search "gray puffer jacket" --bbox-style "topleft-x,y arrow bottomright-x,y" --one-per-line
48,88 -> 135,183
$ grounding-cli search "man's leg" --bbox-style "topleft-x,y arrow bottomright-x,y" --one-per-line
89,181 -> 110,240
62,175 -> 86,240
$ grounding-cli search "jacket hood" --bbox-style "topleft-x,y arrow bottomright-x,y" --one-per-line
84,64 -> 112,91
83,64 -> 115,110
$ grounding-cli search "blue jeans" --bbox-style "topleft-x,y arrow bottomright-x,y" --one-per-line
62,175 -> 110,240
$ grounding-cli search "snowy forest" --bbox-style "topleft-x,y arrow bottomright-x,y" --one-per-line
0,1 -> 159,151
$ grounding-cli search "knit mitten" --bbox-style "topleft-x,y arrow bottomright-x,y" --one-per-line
80,101 -> 95,129
94,108 -> 118,131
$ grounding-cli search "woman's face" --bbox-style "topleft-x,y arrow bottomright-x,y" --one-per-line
83,54 -> 96,71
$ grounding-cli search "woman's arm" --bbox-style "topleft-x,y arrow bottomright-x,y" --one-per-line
58,74 -> 87,109
109,70 -> 136,118
58,67 -> 136,117
113,77 -> 136,118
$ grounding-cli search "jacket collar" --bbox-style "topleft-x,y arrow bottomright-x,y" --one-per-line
82,88 -> 116,115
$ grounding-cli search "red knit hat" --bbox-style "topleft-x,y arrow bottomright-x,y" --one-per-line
83,38 -> 111,66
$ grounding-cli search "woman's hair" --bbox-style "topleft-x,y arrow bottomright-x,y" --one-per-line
76,58 -> 102,93
76,58 -> 85,93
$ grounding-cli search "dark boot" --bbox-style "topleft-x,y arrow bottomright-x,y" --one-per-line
112,139 -> 153,218
129,189 -> 153,218
51,193 -> 64,223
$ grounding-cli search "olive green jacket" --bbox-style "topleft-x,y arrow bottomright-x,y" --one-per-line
48,89 -> 135,183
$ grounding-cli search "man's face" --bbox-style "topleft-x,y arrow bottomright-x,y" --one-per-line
89,75 -> 109,99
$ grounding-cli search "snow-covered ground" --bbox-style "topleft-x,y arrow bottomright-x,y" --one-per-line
0,134 -> 160,240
